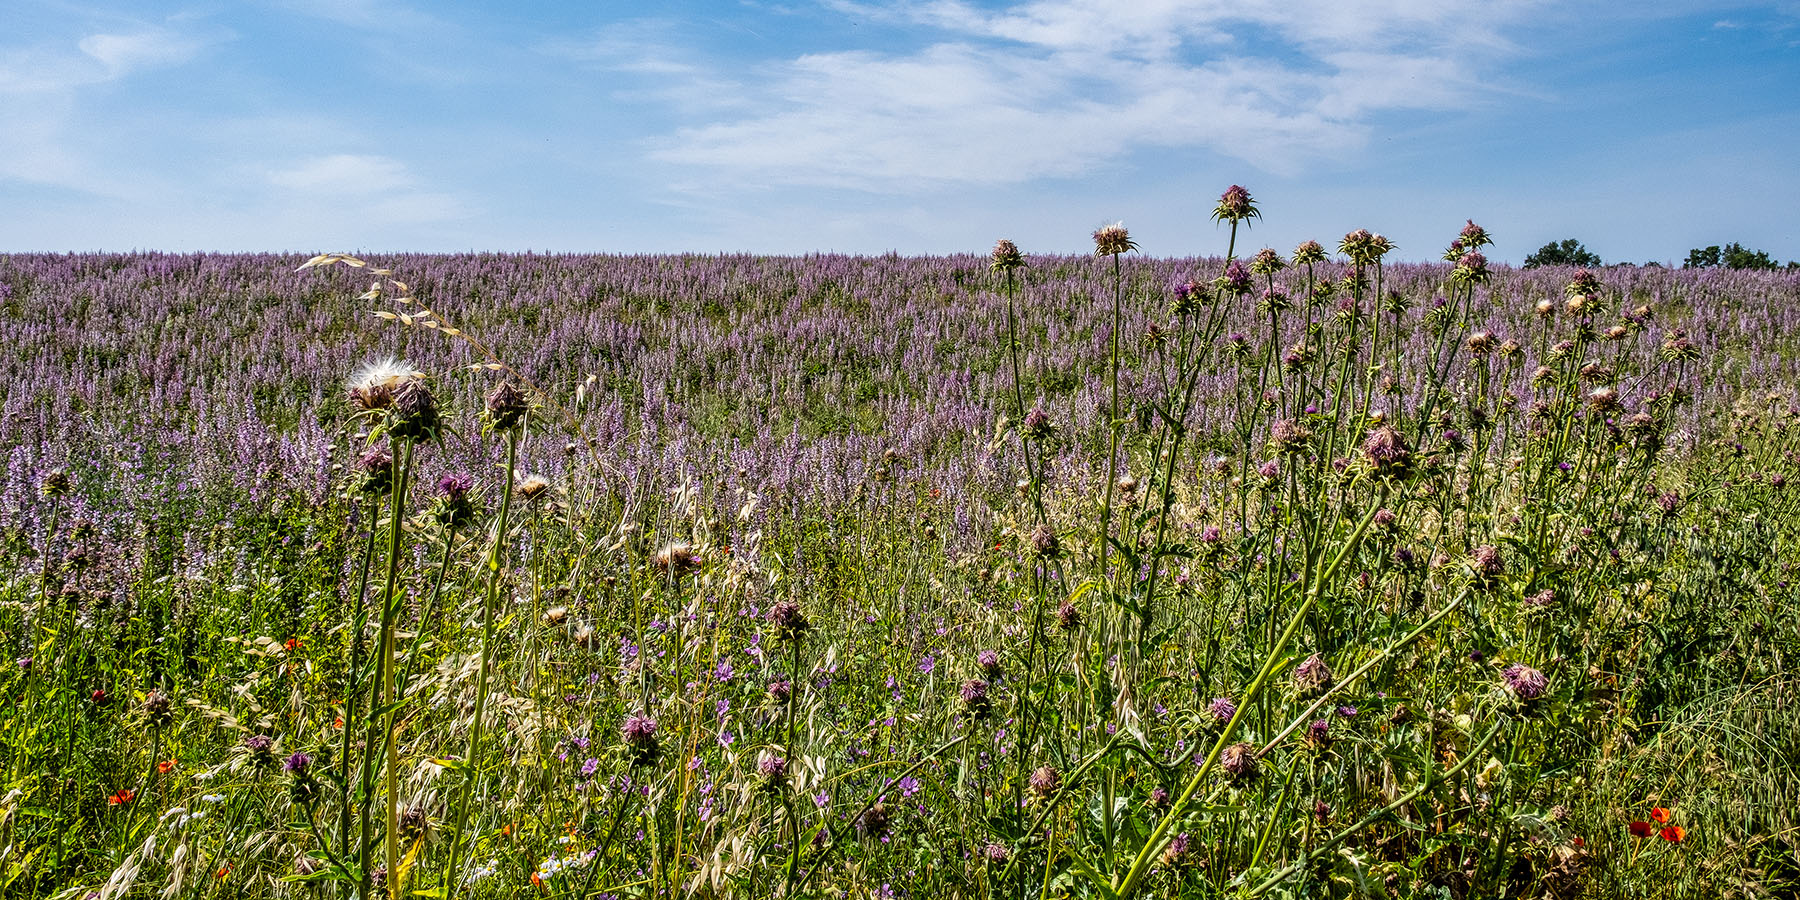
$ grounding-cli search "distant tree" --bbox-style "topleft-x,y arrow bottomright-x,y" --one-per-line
1523,239 -> 1602,269
1684,242 -> 1786,270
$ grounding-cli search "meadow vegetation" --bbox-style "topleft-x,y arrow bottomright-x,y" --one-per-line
1,190 -> 1798,898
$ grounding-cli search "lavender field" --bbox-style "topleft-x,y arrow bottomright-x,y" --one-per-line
3,210 -> 1799,899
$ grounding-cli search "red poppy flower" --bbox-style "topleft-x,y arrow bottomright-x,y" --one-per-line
284,637 -> 303,652
1660,825 -> 1686,843
1628,821 -> 1653,838
157,759 -> 175,774
1650,807 -> 1671,824
107,788 -> 135,806
1572,837 -> 1585,848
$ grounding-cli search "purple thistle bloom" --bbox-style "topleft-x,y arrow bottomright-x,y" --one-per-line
1503,663 -> 1549,702
283,751 -> 311,775
1207,696 -> 1237,724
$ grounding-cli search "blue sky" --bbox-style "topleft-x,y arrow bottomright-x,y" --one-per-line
3,1 -> 1797,263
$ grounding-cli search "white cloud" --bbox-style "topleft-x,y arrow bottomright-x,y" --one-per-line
646,0 -> 1539,191
270,154 -> 417,193
78,29 -> 210,74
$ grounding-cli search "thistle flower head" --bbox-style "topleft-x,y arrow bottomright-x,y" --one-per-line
1029,523 -> 1061,558
1249,247 -> 1286,275
1220,742 -> 1260,781
347,358 -> 422,412
984,842 -> 1010,862
1502,663 -> 1548,702
283,751 -> 312,775
1360,424 -> 1414,478
1021,405 -> 1055,440
1161,832 -> 1196,868
960,678 -> 992,718
1028,764 -> 1061,797
1268,419 -> 1311,455
757,752 -> 790,788
1207,696 -> 1237,724
1216,260 -> 1254,297
1339,229 -> 1392,267
1055,599 -> 1083,631
1292,240 -> 1326,265
652,541 -> 701,578
484,380 -> 529,432
990,238 -> 1026,272
1472,544 -> 1504,581
1459,219 -> 1493,249
977,649 -> 1001,674
143,690 -> 173,726
1213,185 -> 1259,224
39,469 -> 70,498
622,713 -> 659,765
514,473 -> 552,500
1566,269 -> 1601,298
768,600 -> 810,640
1304,718 -> 1332,750
854,801 -> 891,839
1092,222 -> 1137,256
1293,653 -> 1335,697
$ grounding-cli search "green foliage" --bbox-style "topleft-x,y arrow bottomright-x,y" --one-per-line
1683,242 -> 1792,270
1523,238 -> 1602,268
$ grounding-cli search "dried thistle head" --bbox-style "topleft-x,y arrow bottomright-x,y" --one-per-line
651,542 -> 701,578
768,600 -> 810,640
1092,222 -> 1137,256
1292,239 -> 1326,265
515,473 -> 552,501
1220,742 -> 1260,781
348,358 -> 421,412
1502,663 -> 1548,702
484,381 -> 529,432
1293,653 -> 1335,697
387,379 -> 441,441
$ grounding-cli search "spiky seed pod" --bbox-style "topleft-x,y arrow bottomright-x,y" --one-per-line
1292,239 -> 1326,265
1092,223 -> 1137,256
990,239 -> 1025,272
387,379 -> 440,441
1249,247 -> 1286,275
484,381 -> 529,432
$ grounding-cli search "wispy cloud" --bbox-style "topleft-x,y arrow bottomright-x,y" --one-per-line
646,0 -> 1537,191
1,25 -> 220,94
